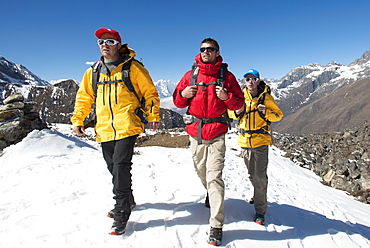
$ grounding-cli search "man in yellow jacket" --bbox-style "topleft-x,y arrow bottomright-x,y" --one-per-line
71,28 -> 160,235
229,69 -> 283,226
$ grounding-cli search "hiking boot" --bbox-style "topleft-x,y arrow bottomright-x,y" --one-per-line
109,220 -> 127,235
109,210 -> 129,235
208,227 -> 222,246
205,194 -> 210,208
107,195 -> 136,218
254,214 -> 265,225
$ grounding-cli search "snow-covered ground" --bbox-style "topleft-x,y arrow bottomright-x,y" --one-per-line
0,124 -> 369,248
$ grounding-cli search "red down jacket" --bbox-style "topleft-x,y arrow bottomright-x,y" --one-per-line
173,54 -> 244,140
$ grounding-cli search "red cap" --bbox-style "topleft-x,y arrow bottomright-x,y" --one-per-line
95,28 -> 122,43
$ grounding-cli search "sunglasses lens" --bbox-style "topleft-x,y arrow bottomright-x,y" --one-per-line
97,39 -> 119,45
200,47 -> 216,52
97,39 -> 104,45
106,39 -> 116,45
246,78 -> 258,82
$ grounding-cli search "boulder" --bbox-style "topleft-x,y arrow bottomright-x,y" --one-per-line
273,121 -> 370,204
0,93 -> 48,151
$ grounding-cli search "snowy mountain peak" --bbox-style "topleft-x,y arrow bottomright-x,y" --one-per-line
272,50 -> 370,102
349,50 -> 370,66
326,61 -> 343,67
153,79 -> 176,98
0,56 -> 49,87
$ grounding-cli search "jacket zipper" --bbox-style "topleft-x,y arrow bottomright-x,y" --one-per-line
103,85 -> 106,105
248,101 -> 253,148
114,75 -> 118,104
108,83 -> 116,139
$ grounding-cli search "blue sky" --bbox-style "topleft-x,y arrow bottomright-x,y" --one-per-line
1,0 -> 370,83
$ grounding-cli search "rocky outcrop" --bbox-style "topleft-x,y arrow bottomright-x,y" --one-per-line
0,93 -> 48,150
273,122 -> 370,204
27,79 -> 82,124
159,108 -> 185,129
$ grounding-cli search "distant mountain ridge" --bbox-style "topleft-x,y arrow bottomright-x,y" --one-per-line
271,51 -> 370,115
0,56 -> 177,103
0,56 -> 49,87
275,76 -> 370,134
272,50 -> 370,134
1,51 -> 370,134
0,56 -> 49,100
0,56 -> 184,128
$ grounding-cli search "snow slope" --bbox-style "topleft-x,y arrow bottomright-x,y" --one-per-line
0,125 -> 369,248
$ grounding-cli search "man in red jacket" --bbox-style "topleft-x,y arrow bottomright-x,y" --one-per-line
173,38 -> 244,246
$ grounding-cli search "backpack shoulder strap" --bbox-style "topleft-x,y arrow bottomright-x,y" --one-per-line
121,59 -> 134,92
121,59 -> 145,108
258,92 -> 266,105
217,63 -> 228,88
190,62 -> 199,86
122,58 -> 147,123
257,81 -> 271,125
190,62 -> 228,87
257,81 -> 271,105
91,61 -> 102,98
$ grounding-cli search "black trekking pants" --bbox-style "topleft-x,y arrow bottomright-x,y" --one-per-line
101,135 -> 137,220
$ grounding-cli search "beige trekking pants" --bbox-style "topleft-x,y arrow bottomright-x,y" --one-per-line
190,134 -> 226,228
241,145 -> 269,216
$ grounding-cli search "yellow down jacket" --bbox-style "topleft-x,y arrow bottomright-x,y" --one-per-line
229,85 -> 283,148
71,45 -> 160,143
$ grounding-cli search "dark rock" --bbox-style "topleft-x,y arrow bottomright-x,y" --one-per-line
0,121 -> 30,142
3,92 -> 24,104
0,109 -> 22,122
273,121 -> 370,204
0,93 -> 48,150
0,101 -> 24,111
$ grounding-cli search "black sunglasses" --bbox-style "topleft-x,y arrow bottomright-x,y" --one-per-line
200,47 -> 217,53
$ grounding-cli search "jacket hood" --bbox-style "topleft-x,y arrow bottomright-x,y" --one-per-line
115,43 -> 136,64
258,81 -> 271,96
194,54 -> 223,76
119,43 -> 136,59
